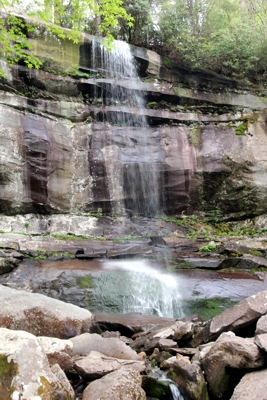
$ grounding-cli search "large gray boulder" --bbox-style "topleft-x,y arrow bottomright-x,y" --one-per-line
74,350 -> 146,380
163,355 -> 209,400
255,314 -> 267,334
37,336 -> 74,370
0,327 -> 75,399
0,284 -> 95,338
201,333 -> 266,399
230,369 -> 267,400
82,367 -> 146,400
194,291 -> 267,345
70,332 -> 141,360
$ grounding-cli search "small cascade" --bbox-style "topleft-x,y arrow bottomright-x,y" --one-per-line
94,260 -> 184,319
148,367 -> 185,400
90,40 -> 161,217
169,382 -> 184,400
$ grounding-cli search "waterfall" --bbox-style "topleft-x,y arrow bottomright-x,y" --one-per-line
94,260 -> 184,319
90,40 -> 161,217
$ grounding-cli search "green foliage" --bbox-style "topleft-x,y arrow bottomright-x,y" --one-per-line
0,8 -> 42,76
52,232 -> 87,239
147,101 -> 157,108
63,64 -> 89,78
0,0 -> 133,76
236,122 -> 247,135
199,244 -> 216,252
113,0 -> 154,46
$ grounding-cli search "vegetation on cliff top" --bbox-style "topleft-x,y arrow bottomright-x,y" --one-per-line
0,0 -> 133,76
1,0 -> 267,84
115,0 -> 267,84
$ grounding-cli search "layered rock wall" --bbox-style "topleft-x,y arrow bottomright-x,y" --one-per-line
1,12 -> 267,219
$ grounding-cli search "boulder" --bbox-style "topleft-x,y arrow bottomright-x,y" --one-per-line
165,354 -> 209,400
131,335 -> 178,355
70,332 -> 140,360
0,327 -> 75,399
0,284 -> 95,338
255,314 -> 267,334
230,369 -> 267,400
254,333 -> 267,353
173,321 -> 194,341
194,291 -> 267,345
37,336 -> 74,370
201,333 -> 266,399
82,367 -> 146,400
95,312 -> 176,337
74,350 -> 146,380
130,322 -> 181,354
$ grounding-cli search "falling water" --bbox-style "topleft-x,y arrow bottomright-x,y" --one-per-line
94,260 -> 184,319
91,40 -> 161,217
149,367 -> 185,400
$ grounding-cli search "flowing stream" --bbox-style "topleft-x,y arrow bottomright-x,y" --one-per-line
91,40 -> 161,217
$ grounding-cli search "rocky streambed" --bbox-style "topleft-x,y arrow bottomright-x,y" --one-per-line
2,280 -> 267,399
1,215 -> 267,398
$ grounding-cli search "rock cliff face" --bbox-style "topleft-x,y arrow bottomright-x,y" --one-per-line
1,16 -> 267,220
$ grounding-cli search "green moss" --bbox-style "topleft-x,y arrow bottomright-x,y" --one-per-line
163,56 -> 172,68
0,355 -> 16,375
0,355 -> 17,398
183,297 -> 238,321
77,275 -> 94,288
235,122 -> 247,135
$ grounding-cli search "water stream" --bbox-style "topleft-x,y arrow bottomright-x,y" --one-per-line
91,40 -> 161,217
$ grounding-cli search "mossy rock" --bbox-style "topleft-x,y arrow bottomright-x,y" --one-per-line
76,274 -> 94,288
182,297 -> 238,321
0,355 -> 17,399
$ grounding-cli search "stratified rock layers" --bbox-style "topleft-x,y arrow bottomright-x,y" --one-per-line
1,24 -> 267,219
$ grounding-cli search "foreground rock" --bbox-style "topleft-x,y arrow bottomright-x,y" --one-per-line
82,367 -> 146,400
193,290 -> 267,345
70,332 -> 141,360
199,333 -> 266,399
0,284 -> 96,338
0,328 -> 75,399
163,355 -> 209,400
74,350 -> 146,380
3,284 -> 267,399
230,369 -> 267,400
37,336 -> 74,370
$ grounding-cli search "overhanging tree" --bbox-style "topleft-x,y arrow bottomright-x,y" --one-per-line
0,0 -> 133,76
